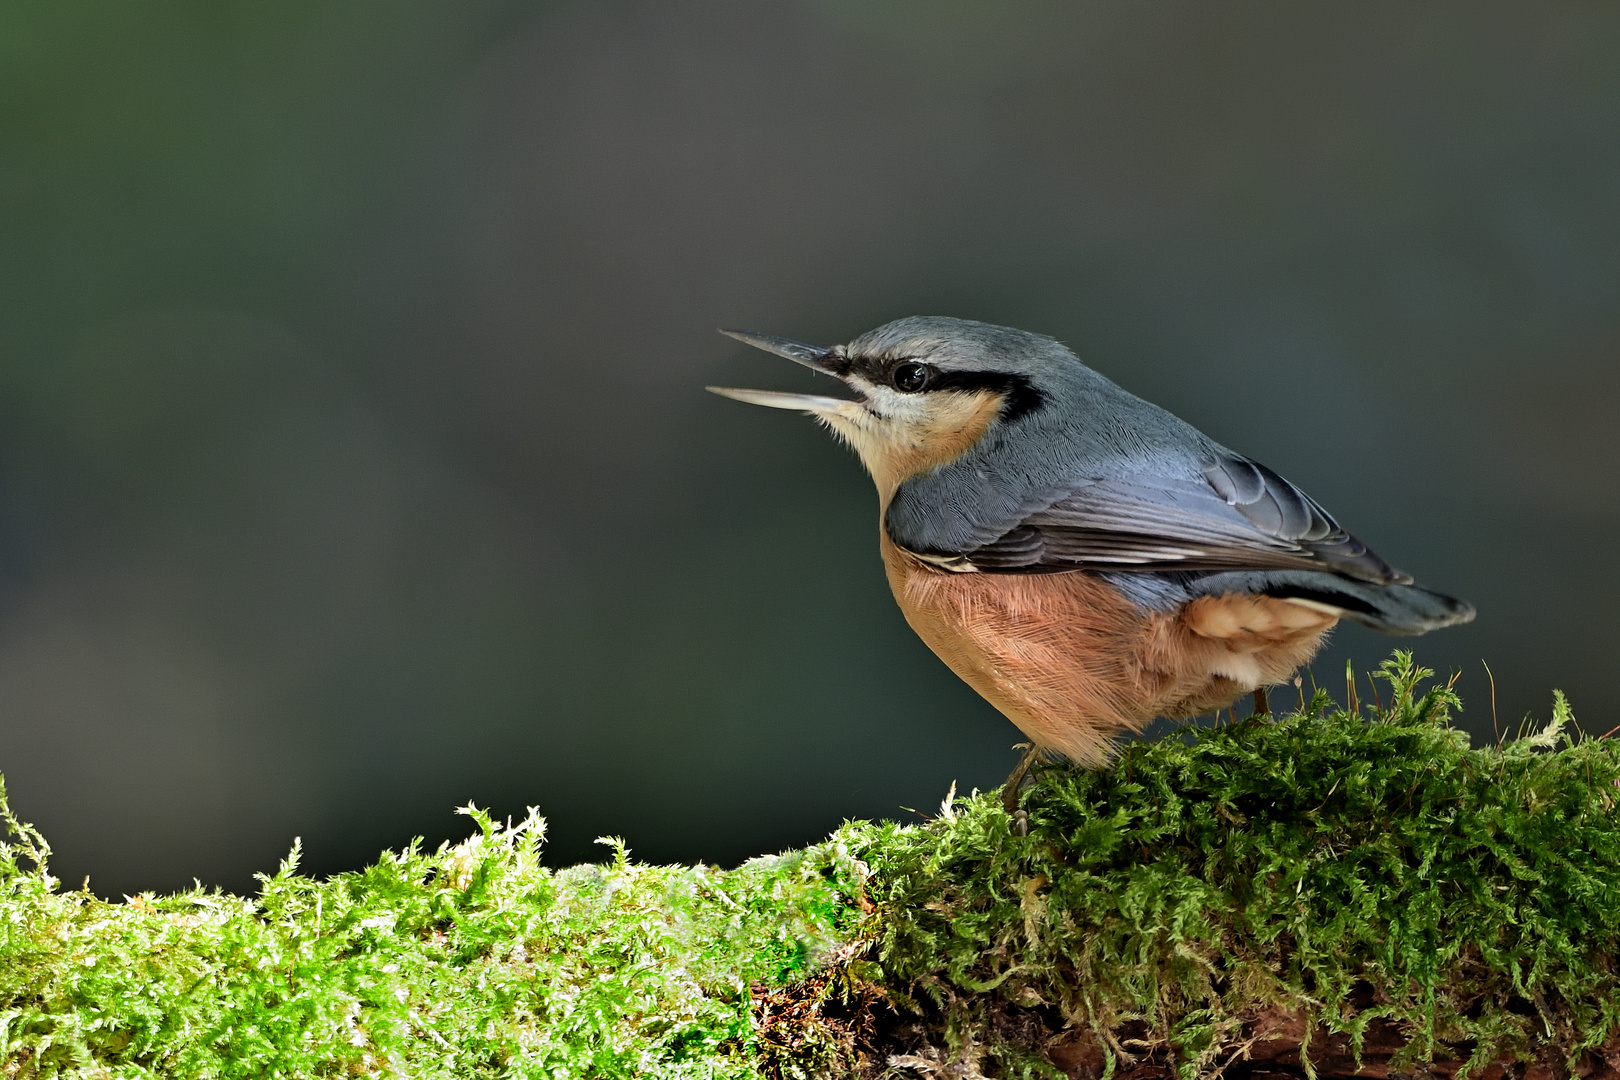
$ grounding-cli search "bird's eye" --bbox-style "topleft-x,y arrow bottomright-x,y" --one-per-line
891,362 -> 933,393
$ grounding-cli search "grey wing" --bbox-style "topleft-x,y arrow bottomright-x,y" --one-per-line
958,453 -> 1410,585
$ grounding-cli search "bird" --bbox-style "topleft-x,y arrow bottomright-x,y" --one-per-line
709,317 -> 1474,813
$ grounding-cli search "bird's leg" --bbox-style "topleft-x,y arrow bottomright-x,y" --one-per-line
1001,742 -> 1041,836
1252,686 -> 1269,716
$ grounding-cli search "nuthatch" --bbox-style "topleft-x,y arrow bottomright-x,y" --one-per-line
710,317 -> 1474,806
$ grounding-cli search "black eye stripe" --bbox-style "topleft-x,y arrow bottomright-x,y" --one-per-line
934,371 -> 1046,421
846,355 -> 1048,421
845,354 -> 922,383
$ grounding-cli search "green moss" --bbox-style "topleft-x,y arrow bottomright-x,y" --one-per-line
0,803 -> 865,1077
0,652 -> 1616,1078
847,653 -> 1620,1077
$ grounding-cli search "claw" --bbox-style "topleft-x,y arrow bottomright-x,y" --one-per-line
1001,742 -> 1042,826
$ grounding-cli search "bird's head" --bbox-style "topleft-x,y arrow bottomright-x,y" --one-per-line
709,316 -> 1072,500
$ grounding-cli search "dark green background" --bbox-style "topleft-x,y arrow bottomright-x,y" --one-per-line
4,2 -> 1616,895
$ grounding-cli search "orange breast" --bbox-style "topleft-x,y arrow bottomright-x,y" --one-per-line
879,536 -> 1336,765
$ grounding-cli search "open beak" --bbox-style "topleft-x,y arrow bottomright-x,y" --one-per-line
707,329 -> 863,416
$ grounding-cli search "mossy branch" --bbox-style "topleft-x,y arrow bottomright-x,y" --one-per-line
0,652 -> 1617,1079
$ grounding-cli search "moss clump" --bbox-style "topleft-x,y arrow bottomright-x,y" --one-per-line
842,653 -> 1620,1078
0,802 -> 864,1077
0,652 -> 1616,1078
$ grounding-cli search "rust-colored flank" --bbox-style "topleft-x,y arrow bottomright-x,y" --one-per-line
881,536 -> 1336,766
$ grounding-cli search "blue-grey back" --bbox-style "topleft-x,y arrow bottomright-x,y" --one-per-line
869,318 -> 1222,554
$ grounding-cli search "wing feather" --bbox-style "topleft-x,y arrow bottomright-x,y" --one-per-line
948,453 -> 1408,583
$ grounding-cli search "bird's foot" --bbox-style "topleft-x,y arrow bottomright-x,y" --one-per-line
1001,742 -> 1042,836
1252,686 -> 1269,716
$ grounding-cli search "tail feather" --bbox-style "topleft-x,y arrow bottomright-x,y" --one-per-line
1185,569 -> 1475,635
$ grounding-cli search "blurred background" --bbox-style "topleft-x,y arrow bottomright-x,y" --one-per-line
3,2 -> 1618,895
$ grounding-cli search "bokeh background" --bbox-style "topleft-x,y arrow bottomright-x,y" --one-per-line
4,2 -> 1618,896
